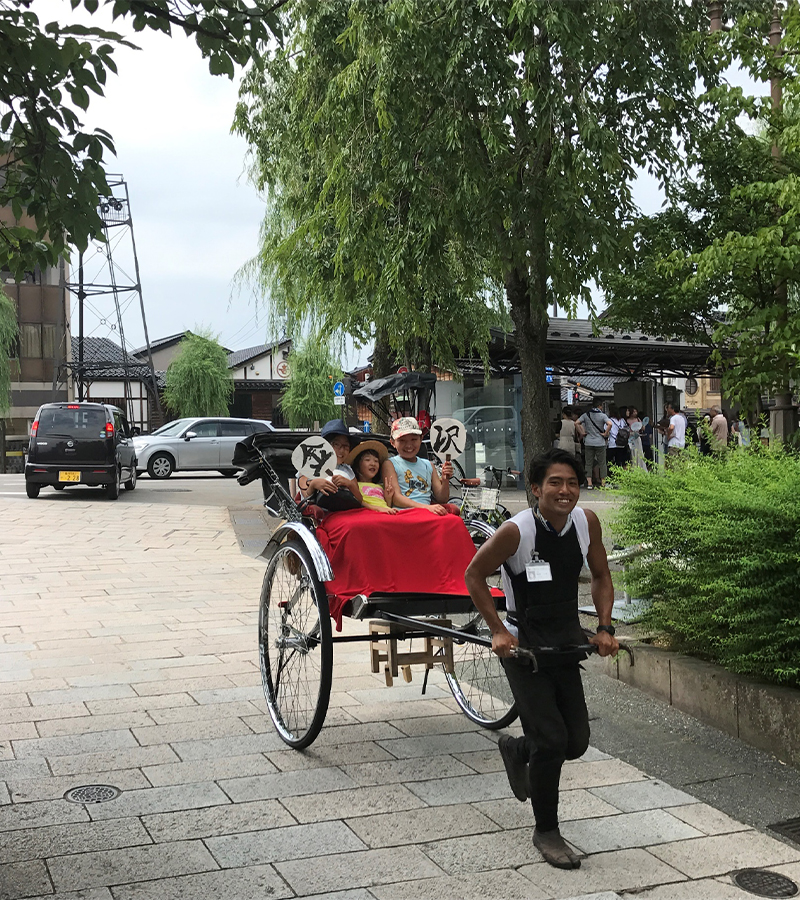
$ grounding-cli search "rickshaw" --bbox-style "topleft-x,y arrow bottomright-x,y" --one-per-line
234,431 -> 631,749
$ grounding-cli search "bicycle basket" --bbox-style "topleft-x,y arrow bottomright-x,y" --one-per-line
461,486 -> 501,513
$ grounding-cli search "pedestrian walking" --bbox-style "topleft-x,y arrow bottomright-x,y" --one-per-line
577,404 -> 612,489
465,449 -> 618,870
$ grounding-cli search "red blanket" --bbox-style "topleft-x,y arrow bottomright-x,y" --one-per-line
316,507 -> 481,629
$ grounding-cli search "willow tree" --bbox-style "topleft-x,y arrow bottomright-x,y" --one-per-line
280,338 -> 344,429
0,292 -> 18,417
163,331 -> 233,417
236,1 -> 719,469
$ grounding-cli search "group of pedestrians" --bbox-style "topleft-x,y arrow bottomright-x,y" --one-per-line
556,403 -> 651,488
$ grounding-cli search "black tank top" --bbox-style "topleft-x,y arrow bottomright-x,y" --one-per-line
504,518 -> 587,665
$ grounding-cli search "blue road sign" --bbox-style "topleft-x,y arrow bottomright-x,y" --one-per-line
333,381 -> 345,397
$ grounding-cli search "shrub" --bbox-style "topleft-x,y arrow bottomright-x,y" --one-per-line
612,446 -> 800,687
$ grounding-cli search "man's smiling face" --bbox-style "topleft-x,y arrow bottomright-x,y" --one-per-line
532,463 -> 580,521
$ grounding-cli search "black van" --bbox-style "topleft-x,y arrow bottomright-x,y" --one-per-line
25,402 -> 138,500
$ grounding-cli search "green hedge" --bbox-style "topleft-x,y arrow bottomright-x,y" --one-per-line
612,446 -> 800,688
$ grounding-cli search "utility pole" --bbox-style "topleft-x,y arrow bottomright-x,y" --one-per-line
77,251 -> 85,402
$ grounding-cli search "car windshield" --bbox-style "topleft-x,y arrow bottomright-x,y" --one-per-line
147,419 -> 190,437
37,407 -> 106,436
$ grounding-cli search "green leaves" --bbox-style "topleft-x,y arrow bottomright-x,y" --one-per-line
280,338 -> 344,430
614,446 -> 800,687
163,331 -> 234,417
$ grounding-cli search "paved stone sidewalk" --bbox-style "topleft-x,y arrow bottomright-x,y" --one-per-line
1,498 -> 799,899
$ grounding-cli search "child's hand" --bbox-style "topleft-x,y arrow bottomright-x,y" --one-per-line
428,504 -> 447,515
383,478 -> 395,504
330,473 -> 350,487
311,477 -> 337,495
379,507 -> 398,515
440,461 -> 453,480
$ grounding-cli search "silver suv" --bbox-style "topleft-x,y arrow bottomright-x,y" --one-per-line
134,417 -> 273,478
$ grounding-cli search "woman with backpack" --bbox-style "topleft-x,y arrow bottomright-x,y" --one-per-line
607,406 -> 631,469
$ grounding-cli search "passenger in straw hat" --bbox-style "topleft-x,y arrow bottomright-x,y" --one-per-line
345,440 -> 398,514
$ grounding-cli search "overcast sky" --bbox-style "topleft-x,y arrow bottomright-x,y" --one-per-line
48,3 -> 763,367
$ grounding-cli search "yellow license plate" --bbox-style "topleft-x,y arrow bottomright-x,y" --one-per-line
58,471 -> 80,483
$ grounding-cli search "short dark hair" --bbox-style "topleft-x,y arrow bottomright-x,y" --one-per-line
529,448 -> 585,487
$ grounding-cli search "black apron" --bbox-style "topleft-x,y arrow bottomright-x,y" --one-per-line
504,517 -> 587,666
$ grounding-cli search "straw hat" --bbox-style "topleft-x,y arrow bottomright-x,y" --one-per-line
345,440 -> 389,467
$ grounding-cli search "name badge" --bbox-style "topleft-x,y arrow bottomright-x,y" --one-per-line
526,561 -> 552,582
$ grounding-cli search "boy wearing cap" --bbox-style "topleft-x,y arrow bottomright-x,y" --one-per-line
382,417 -> 455,516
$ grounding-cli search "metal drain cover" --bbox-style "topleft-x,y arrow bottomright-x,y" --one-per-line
733,869 -> 798,898
64,784 -> 121,804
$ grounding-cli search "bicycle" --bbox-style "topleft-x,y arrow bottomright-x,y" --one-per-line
482,464 -> 521,491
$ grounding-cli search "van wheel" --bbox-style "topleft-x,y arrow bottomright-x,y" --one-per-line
26,482 -> 40,499
106,468 -> 120,500
124,466 -> 137,491
219,469 -> 237,477
148,453 -> 174,479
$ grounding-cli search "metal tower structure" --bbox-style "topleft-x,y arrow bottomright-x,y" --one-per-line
65,174 -> 162,424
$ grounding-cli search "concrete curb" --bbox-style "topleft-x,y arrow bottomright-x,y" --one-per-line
599,644 -> 800,768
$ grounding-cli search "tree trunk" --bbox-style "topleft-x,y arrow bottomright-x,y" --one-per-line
507,266 -> 551,497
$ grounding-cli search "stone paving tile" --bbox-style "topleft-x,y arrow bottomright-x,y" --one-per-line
376,732 -> 497,759
420,827 -> 541,874
667,803 -> 751,836
142,753 -> 279,787
9,768 -> 150,803
142,799 -> 296,842
12,729 -> 140,759
0,816 -> 152,864
206,820 -> 367,867
647,830 -> 800,878
560,809 -> 704,853
0,677 -> 70,696
0,759 -> 50,782
0,798 -> 89,832
47,840 -> 220,893
162,731 -> 288,760
185,685 -> 263,705
346,684 -> 450,705
86,781 -> 231,821
473,790 -> 620,831
144,700 -> 261,725
370,869 -> 549,900
305,721 -> 407,746
345,802 -> 501,849
625,878 -> 763,899
0,693 -> 31,709
281,783 -> 427,824
302,892 -> 377,900
0,859 -> 52,900
218,766 -> 357,803
342,754 -> 475,786
2,702 -> 89,724
589,779 -> 698,812
405,771 -> 511,806
108,865 -> 294,900
48,745 -> 180,777
132,676 -> 240,697
35,712 -> 156,739
518,848 -> 687,896
560,758 -> 649,790
130,717 -> 255,746
345,699 -> 460,724
390,714 -> 480,737
266,741 -> 394,773
84,695 -> 197,716
450,748 -> 505,774
28,685 -> 136,705
275,847 -> 446,895
0,722 -> 38,741
25,890 -> 113,900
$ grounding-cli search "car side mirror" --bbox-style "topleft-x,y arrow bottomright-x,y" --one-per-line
184,431 -> 197,441
131,426 -> 141,437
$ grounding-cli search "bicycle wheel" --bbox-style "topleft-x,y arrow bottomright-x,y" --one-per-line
445,608 -> 517,729
444,518 -> 517,728
259,540 -> 332,748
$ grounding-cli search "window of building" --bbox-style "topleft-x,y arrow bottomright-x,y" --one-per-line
20,324 -> 42,358
708,377 -> 721,393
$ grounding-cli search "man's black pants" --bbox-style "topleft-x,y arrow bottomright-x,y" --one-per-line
500,658 -> 590,831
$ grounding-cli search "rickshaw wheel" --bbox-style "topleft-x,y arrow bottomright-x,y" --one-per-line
260,540 -> 332,748
444,520 -> 518,729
